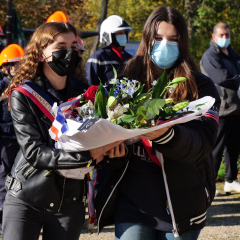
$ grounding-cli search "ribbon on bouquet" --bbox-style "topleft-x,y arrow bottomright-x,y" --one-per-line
141,138 -> 162,168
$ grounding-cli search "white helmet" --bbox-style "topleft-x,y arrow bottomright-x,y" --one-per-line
100,15 -> 133,46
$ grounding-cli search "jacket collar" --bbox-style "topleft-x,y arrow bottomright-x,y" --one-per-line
99,45 -> 132,62
31,72 -> 78,102
210,39 -> 234,55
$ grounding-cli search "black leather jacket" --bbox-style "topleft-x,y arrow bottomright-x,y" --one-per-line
6,74 -> 94,211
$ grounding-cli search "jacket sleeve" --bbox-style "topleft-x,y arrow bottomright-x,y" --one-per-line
10,90 -> 94,170
201,51 -> 240,90
86,56 -> 101,86
153,77 -> 220,165
96,145 -> 132,170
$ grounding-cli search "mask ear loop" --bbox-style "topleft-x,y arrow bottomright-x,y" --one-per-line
41,50 -> 52,62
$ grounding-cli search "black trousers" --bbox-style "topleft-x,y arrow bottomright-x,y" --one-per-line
212,115 -> 240,182
2,193 -> 85,240
0,139 -> 19,209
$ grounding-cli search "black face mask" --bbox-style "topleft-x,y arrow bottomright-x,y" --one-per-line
47,49 -> 82,76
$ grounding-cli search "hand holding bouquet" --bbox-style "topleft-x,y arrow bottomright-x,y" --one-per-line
49,68 -> 215,152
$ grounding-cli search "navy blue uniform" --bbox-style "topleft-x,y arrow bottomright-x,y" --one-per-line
0,77 -> 19,209
86,45 -> 132,86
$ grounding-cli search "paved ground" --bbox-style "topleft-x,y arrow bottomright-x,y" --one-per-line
80,182 -> 240,240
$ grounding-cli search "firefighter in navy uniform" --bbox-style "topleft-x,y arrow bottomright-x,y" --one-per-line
86,15 -> 133,86
0,44 -> 24,231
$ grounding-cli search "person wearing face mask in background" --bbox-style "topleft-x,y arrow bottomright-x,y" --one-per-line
0,44 -> 23,234
86,15 -> 133,217
0,22 -> 126,240
95,6 -> 220,240
201,23 -> 240,196
86,15 -> 133,87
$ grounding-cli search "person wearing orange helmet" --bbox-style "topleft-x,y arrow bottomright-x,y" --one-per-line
46,11 -> 85,53
0,44 -> 24,234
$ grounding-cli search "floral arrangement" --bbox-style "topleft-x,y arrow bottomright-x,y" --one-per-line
61,68 -> 204,129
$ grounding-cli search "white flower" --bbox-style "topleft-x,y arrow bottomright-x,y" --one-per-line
87,100 -> 95,110
122,104 -> 130,113
132,80 -> 138,88
151,80 -> 157,86
109,78 -> 119,85
107,104 -> 124,121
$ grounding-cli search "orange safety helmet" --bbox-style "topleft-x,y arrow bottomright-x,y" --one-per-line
0,44 -> 25,66
46,11 -> 84,51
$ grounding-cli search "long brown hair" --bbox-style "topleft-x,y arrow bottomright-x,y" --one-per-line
2,22 -> 86,101
124,6 -> 198,102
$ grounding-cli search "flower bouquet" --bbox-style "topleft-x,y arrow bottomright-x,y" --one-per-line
49,68 -> 215,152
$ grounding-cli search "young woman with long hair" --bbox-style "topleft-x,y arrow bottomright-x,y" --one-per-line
95,6 -> 221,240
1,22 -> 125,240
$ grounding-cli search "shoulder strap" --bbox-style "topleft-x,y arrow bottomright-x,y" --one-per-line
10,80 -> 55,122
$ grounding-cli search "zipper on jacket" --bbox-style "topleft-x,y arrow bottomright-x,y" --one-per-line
24,167 -> 35,178
97,161 -> 129,234
156,151 -> 179,238
15,162 -> 27,173
58,177 -> 66,212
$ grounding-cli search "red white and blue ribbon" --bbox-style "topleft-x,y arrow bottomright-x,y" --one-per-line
10,80 -> 55,122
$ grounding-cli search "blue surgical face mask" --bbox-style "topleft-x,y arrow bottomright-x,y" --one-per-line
116,34 -> 127,47
216,37 -> 230,48
151,40 -> 179,69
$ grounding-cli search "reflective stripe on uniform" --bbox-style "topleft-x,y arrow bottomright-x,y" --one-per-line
87,58 -> 128,65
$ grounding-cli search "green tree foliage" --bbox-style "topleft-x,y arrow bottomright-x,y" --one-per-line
1,0 -> 240,66
0,0 -> 84,28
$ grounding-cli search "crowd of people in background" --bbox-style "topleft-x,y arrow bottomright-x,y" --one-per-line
0,4 -> 239,240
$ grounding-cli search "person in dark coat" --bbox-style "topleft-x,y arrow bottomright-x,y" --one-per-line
0,44 -> 25,228
200,23 -> 240,195
94,6 -> 220,239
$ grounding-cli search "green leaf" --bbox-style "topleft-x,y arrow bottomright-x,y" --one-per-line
146,106 -> 156,119
149,99 -> 157,107
133,83 -> 144,98
109,87 -> 114,97
94,83 -> 108,119
153,105 -> 159,115
143,99 -> 152,109
168,83 -> 178,88
156,99 -> 166,108
112,65 -> 117,83
117,115 -> 136,124
94,109 -> 101,118
194,102 -> 207,108
107,96 -> 117,108
137,105 -> 146,115
171,77 -> 186,84
135,93 -> 151,103
135,106 -> 147,124
152,69 -> 168,99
